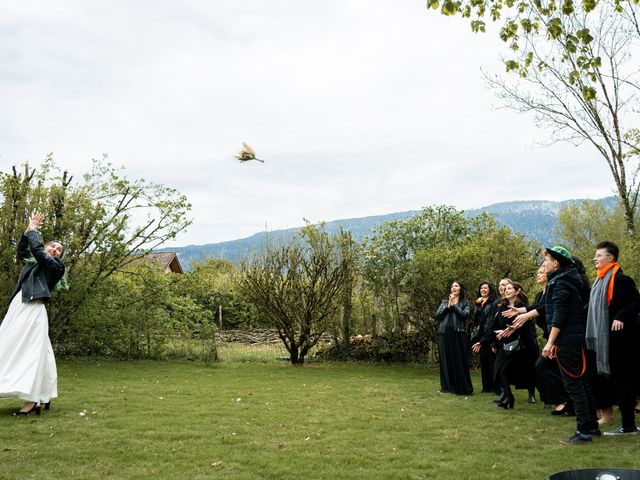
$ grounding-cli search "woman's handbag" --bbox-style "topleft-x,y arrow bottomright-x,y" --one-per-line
503,338 -> 522,356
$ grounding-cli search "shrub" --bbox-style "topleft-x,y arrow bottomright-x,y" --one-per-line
319,331 -> 433,364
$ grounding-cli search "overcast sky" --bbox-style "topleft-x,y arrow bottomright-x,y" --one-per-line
0,1 -> 614,247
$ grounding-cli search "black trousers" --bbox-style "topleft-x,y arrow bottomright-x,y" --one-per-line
556,344 -> 598,435
609,349 -> 638,431
535,355 -> 568,405
591,337 -> 638,430
479,346 -> 499,393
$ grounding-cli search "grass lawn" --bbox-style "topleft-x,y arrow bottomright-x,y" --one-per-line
0,347 -> 638,480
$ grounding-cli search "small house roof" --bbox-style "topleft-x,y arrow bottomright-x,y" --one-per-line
129,252 -> 184,274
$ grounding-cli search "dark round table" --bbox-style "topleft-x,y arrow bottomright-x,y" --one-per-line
550,469 -> 640,480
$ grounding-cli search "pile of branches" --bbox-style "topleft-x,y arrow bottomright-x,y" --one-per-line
217,329 -> 283,345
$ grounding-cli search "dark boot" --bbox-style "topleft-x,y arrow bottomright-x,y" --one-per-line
497,386 -> 515,409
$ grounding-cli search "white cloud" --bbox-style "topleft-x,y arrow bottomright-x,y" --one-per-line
0,1 -> 615,246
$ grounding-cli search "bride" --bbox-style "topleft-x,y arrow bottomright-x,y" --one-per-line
0,212 -> 65,416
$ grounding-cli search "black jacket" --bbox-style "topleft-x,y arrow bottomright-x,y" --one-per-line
11,230 -> 65,303
529,290 -> 549,338
607,269 -> 640,326
435,300 -> 470,334
482,299 -> 534,348
471,297 -> 498,344
604,267 -> 640,373
545,267 -> 585,346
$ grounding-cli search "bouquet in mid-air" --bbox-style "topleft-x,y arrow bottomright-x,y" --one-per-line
235,142 -> 264,163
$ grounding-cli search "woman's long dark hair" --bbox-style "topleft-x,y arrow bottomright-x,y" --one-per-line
476,281 -> 498,303
571,255 -> 591,307
449,280 -> 467,303
572,256 -> 590,285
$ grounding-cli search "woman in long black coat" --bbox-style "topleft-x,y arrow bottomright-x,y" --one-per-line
488,281 -> 538,409
435,281 -> 473,396
471,282 -> 499,394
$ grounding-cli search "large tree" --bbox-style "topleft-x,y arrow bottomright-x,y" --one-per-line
0,156 -> 192,341
236,224 -> 351,364
403,222 -> 537,335
554,199 -> 640,280
360,206 -> 503,331
429,0 -> 640,235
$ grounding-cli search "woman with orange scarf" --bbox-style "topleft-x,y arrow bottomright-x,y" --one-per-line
586,241 -> 640,435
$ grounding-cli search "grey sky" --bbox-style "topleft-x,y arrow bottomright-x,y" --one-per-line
0,1 -> 613,247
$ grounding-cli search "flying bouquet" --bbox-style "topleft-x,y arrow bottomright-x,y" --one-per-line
235,142 -> 264,163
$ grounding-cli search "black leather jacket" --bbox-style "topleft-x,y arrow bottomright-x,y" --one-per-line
471,298 -> 498,344
435,300 -> 470,334
11,230 -> 65,303
545,266 -> 586,345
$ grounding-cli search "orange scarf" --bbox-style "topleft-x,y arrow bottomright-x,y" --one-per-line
596,262 -> 620,305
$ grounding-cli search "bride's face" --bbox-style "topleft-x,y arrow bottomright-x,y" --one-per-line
45,242 -> 64,258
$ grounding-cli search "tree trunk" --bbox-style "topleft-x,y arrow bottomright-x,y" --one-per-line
289,342 -> 302,364
362,299 -> 371,335
618,190 -> 636,237
342,288 -> 352,357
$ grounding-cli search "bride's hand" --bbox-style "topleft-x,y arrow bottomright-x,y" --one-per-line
27,212 -> 44,230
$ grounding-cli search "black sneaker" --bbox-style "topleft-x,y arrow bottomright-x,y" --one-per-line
589,428 -> 602,436
603,426 -> 639,436
560,432 -> 592,445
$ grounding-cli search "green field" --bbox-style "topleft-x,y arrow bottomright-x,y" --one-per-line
0,347 -> 637,479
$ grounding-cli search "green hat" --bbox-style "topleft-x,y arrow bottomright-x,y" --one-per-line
545,245 -> 574,266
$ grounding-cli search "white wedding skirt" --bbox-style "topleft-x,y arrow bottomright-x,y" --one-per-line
0,291 -> 57,403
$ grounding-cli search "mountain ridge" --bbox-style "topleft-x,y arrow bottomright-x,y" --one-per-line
162,196 -> 617,268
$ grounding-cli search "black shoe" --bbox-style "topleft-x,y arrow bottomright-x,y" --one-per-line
589,428 -> 602,436
604,426 -> 639,436
44,402 -> 51,411
494,391 -> 507,404
560,432 -> 592,445
12,403 -> 41,417
497,396 -> 515,409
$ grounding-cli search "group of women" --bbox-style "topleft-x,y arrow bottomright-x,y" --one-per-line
436,277 -> 537,408
436,260 -> 640,425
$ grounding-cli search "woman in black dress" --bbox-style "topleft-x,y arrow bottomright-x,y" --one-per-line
435,281 -> 473,395
490,281 -> 538,409
471,282 -> 499,394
